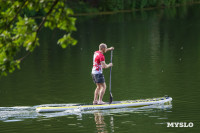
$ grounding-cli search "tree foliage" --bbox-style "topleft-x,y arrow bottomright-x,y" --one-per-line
67,0 -> 200,13
0,0 -> 77,76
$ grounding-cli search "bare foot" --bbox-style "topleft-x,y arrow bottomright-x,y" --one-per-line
93,101 -> 98,105
98,101 -> 106,105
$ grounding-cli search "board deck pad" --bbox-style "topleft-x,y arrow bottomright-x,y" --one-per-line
36,96 -> 172,113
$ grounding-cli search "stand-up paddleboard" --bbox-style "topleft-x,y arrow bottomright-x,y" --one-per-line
36,96 -> 172,113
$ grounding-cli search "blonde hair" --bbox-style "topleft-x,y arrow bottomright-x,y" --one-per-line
99,43 -> 107,50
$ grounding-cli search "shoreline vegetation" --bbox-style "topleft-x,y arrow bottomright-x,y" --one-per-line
67,0 -> 200,16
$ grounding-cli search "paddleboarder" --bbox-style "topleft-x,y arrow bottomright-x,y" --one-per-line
92,43 -> 114,105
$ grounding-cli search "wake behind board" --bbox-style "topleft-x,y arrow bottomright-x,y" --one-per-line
36,96 -> 172,113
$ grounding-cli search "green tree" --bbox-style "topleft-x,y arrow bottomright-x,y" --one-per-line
0,0 -> 77,76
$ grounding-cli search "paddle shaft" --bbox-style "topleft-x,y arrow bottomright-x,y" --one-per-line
109,50 -> 113,104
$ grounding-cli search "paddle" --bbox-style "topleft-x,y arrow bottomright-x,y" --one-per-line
109,50 -> 113,104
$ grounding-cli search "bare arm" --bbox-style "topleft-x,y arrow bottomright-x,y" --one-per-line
101,61 -> 113,69
105,47 -> 114,53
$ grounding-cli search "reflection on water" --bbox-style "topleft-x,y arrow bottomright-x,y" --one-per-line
93,104 -> 172,133
94,112 -> 115,133
94,112 -> 107,133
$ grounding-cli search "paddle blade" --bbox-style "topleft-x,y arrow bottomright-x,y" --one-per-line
109,93 -> 113,104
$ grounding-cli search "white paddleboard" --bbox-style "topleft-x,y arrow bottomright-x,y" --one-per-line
36,96 -> 172,113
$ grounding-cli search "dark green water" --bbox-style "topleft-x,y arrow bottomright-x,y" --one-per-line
1,5 -> 200,133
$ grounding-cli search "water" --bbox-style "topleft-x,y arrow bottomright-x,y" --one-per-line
1,5 -> 200,132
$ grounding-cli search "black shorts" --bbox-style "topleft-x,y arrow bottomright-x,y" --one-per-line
92,74 -> 105,84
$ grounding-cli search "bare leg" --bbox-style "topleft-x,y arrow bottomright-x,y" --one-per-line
98,83 -> 106,104
93,83 -> 101,104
